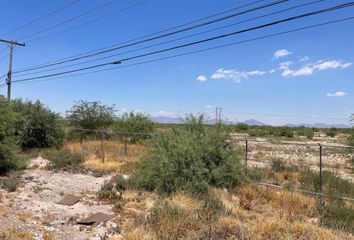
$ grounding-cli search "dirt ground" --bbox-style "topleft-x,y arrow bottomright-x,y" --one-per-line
0,157 -> 123,240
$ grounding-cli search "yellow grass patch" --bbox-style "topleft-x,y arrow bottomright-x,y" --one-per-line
121,227 -> 156,240
67,141 -> 145,173
169,192 -> 202,213
0,228 -> 33,240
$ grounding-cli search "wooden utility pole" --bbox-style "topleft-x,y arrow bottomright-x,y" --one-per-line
0,39 -> 25,100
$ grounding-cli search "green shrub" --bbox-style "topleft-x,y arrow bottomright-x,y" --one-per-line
43,149 -> 84,169
325,128 -> 337,137
131,114 -> 247,195
97,180 -> 117,200
98,174 -> 128,201
11,99 -> 65,149
0,98 -> 24,175
321,202 -> 354,233
113,112 -> 154,143
300,169 -> 354,199
270,159 -> 294,172
0,171 -> 22,192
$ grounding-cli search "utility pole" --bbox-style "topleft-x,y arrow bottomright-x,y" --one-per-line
0,39 -> 25,101
215,107 -> 223,124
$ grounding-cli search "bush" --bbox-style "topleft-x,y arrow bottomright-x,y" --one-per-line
321,202 -> 354,233
67,101 -> 116,140
325,128 -> 337,137
0,171 -> 22,192
131,114 -> 247,195
271,159 -> 293,172
11,99 -> 65,149
113,112 -> 154,143
300,169 -> 354,199
0,98 -> 24,175
43,149 -> 84,169
97,174 -> 128,201
297,127 -> 314,139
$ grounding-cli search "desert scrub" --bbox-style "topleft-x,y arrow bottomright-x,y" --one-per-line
300,169 -> 354,199
321,202 -> 354,233
43,149 -> 84,169
131,114 -> 247,195
0,171 -> 23,192
98,174 -> 128,201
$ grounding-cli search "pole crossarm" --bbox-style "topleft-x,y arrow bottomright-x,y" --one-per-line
0,39 -> 25,47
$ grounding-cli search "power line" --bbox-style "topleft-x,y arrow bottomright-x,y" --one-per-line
26,0 -> 148,43
17,0 -> 118,41
11,0 -> 285,74
11,0 -> 326,79
12,0 -> 267,73
10,16 -> 354,86
11,2 -> 354,84
0,0 -> 80,36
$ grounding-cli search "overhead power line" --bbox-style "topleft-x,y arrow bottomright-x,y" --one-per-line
17,0 -> 118,41
10,0 -> 326,78
26,0 -> 148,43
4,16 -> 354,87
0,0 -> 80,36
10,2 -> 354,84
11,0 -> 284,74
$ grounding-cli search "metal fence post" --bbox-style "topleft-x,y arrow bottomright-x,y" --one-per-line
245,139 -> 248,166
124,133 -> 128,156
318,143 -> 323,194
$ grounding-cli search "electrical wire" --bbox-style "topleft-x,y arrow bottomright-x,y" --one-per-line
11,3 -> 354,83
11,0 -> 326,78
12,0 -> 284,74
27,0 -> 148,43
10,16 -> 354,85
17,0 -> 118,41
0,0 -> 80,36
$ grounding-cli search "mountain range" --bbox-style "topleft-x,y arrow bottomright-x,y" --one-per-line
150,116 -> 350,128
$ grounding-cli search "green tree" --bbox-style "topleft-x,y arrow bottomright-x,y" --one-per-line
67,101 -> 117,139
113,112 -> 154,143
0,97 -> 22,174
11,99 -> 64,149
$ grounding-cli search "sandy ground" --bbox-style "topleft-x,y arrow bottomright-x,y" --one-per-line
0,158 -> 123,240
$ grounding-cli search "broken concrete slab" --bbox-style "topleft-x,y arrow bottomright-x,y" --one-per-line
56,195 -> 81,206
76,212 -> 115,226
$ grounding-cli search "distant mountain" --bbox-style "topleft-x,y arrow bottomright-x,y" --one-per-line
150,116 -> 184,124
285,123 -> 350,129
150,116 -> 350,128
244,119 -> 267,126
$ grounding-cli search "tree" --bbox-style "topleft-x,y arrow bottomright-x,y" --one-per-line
113,112 -> 154,143
11,99 -> 65,149
67,101 -> 117,138
0,97 -> 22,174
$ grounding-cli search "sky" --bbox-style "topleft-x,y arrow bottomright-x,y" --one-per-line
0,0 -> 353,126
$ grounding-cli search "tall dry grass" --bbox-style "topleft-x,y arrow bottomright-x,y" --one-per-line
66,140 -> 145,173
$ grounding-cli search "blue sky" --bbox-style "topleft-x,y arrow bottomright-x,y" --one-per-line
0,0 -> 353,125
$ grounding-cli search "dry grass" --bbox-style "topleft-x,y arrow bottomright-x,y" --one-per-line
119,185 -> 352,239
66,141 -> 145,173
0,228 -> 33,240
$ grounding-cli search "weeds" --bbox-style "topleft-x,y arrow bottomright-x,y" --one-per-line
43,149 -> 84,169
0,171 -> 22,192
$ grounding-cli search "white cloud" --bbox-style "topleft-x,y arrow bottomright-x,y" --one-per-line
292,66 -> 313,76
313,60 -> 352,70
299,56 -> 309,62
196,75 -> 207,82
273,49 -> 293,60
211,68 -> 265,83
269,69 -> 276,73
279,60 -> 352,78
327,91 -> 347,97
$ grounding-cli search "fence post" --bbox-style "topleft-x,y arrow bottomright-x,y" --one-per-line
318,143 -> 323,194
100,133 -> 105,163
124,133 -> 128,156
245,139 -> 248,166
